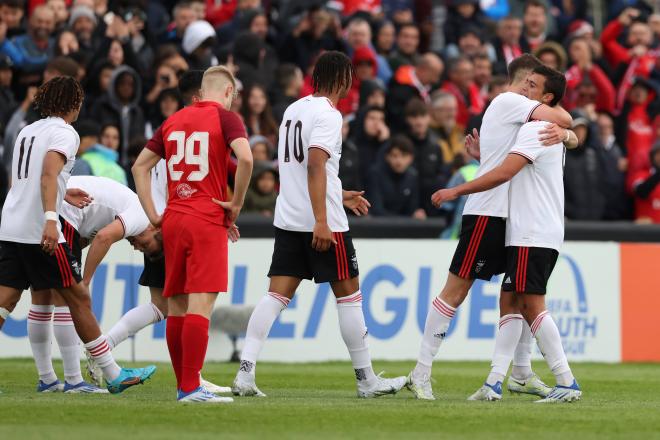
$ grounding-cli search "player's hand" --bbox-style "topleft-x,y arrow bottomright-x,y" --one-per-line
228,224 -> 240,243
213,198 -> 242,224
41,221 -> 59,255
65,188 -> 93,208
343,190 -> 371,216
465,128 -> 481,161
431,188 -> 459,208
311,222 -> 336,252
538,123 -> 566,146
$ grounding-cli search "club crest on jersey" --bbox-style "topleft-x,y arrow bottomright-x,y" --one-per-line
176,183 -> 197,199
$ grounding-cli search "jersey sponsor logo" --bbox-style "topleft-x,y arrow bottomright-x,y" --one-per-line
176,183 -> 197,199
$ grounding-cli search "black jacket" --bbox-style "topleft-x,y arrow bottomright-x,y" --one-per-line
339,138 -> 362,191
410,130 -> 451,215
367,161 -> 420,217
564,127 -> 607,220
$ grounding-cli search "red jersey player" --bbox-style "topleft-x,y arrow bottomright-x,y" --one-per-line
132,66 -> 253,404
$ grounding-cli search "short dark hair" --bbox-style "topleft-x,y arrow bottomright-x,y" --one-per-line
524,0 -> 547,13
488,75 -> 508,92
178,70 -> 204,105
0,0 -> 25,8
532,65 -> 566,106
34,76 -> 84,118
363,104 -> 385,118
46,56 -> 79,78
507,53 -> 542,84
74,119 -> 101,139
312,51 -> 353,95
448,56 -> 472,73
405,98 -> 428,118
276,64 -> 300,90
398,22 -> 419,35
387,134 -> 414,155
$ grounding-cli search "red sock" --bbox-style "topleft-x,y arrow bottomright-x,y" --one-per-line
166,316 -> 185,389
180,314 -> 210,393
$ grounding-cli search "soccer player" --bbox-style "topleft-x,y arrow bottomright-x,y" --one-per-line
132,66 -> 253,403
0,77 -> 156,394
432,65 -> 582,403
231,51 -> 407,399
112,70 -> 232,395
28,175 -> 158,393
408,54 -> 578,401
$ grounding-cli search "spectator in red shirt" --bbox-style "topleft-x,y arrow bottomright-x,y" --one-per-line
565,36 -> 616,113
338,45 -> 377,115
600,7 -> 659,111
631,142 -> 660,223
441,56 -> 484,128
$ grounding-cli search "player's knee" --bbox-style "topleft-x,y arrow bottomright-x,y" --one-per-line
440,276 -> 471,307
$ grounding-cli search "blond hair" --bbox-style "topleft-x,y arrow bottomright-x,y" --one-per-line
201,66 -> 236,95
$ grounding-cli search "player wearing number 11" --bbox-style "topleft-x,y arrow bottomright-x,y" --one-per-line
132,66 -> 253,403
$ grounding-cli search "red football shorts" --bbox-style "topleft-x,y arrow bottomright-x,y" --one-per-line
161,210 -> 228,297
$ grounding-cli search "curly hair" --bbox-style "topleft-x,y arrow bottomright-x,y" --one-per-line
34,76 -> 84,118
312,51 -> 353,95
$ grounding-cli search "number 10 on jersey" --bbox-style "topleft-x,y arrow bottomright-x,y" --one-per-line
284,120 -> 304,163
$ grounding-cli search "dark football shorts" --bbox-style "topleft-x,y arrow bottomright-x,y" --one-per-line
501,246 -> 559,294
0,240 -> 82,291
268,227 -> 359,284
139,253 -> 165,289
449,215 -> 507,281
60,216 -> 82,263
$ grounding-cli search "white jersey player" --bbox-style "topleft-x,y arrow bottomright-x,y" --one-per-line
232,51 -> 406,399
434,65 -> 581,403
408,54 -> 578,401
27,175 -> 159,393
0,77 -> 156,395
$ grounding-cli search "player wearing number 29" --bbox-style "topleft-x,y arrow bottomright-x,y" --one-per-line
132,66 -> 253,403
231,51 -> 408,399
0,77 -> 156,394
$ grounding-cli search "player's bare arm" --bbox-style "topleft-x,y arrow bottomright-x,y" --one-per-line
81,219 -> 124,285
40,151 -> 67,255
215,137 -> 253,224
64,188 -> 93,208
308,148 -> 336,252
343,190 -> 371,216
530,104 -> 572,129
132,148 -> 163,226
432,154 -> 528,207
538,124 -> 579,149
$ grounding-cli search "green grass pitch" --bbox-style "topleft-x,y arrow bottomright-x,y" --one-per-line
1,359 -> 659,440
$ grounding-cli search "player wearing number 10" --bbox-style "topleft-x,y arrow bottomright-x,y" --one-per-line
132,66 -> 253,403
232,51 -> 408,398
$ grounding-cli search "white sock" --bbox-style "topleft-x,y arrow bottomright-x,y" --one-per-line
106,303 -> 164,349
512,320 -> 534,380
28,305 -> 57,384
84,335 -> 121,381
239,292 -> 290,376
413,296 -> 456,379
53,307 -> 83,385
531,311 -> 574,387
487,314 -> 523,385
336,291 -> 378,388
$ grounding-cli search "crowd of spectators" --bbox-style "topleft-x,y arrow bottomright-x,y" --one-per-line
0,0 -> 659,227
